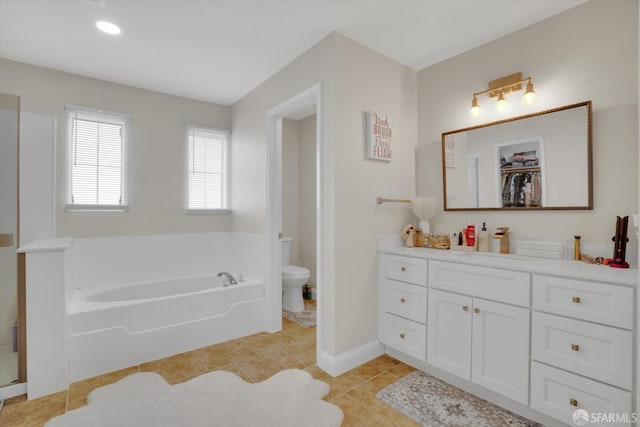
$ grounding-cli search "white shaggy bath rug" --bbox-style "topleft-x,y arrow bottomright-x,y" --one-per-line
45,369 -> 343,427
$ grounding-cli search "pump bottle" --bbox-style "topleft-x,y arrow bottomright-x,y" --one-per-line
478,222 -> 490,252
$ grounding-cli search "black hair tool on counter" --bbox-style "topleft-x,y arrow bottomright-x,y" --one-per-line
610,215 -> 630,269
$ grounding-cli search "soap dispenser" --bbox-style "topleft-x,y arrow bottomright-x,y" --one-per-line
478,222 -> 490,252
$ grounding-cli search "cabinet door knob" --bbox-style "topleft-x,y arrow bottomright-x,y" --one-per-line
462,305 -> 469,311
400,266 -> 406,272
399,333 -> 405,339
572,296 -> 581,304
571,344 -> 580,352
400,298 -> 406,303
570,398 -> 578,407
474,308 -> 480,314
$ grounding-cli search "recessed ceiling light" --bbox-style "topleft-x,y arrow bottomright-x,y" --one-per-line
96,21 -> 121,35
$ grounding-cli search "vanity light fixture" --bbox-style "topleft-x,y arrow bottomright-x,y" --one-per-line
470,72 -> 535,115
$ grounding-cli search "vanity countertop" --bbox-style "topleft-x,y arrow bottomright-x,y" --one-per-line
380,246 -> 638,287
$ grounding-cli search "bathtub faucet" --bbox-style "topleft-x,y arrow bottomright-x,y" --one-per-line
217,271 -> 238,285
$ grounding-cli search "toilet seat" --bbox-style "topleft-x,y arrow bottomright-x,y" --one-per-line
282,265 -> 309,276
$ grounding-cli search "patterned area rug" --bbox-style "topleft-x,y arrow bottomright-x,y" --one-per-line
377,371 -> 541,427
283,304 -> 316,328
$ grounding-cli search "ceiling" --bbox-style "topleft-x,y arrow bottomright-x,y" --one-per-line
0,0 -> 586,106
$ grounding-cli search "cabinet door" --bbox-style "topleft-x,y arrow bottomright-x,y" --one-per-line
471,298 -> 530,405
427,289 -> 472,380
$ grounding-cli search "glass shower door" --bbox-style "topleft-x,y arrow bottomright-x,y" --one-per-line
0,93 -> 20,388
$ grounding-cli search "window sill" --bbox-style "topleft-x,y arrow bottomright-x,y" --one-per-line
65,204 -> 129,212
185,209 -> 231,215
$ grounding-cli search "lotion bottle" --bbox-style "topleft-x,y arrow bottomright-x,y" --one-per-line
478,222 -> 490,252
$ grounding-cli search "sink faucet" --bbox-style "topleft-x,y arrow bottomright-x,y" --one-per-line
217,271 -> 238,285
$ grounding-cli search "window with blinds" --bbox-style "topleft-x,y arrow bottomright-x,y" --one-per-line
66,106 -> 129,210
186,126 -> 228,211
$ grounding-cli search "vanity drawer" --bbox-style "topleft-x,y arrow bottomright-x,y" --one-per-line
380,312 -> 426,361
382,278 -> 427,324
532,275 -> 633,329
531,362 -> 632,426
531,312 -> 632,389
383,255 -> 427,285
428,260 -> 530,307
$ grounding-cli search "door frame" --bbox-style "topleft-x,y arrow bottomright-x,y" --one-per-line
265,82 -> 322,355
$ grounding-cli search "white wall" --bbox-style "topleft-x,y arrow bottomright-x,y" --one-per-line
332,34 -> 417,354
231,33 -> 337,347
232,33 -> 416,357
20,112 -> 55,246
282,118 -> 300,264
0,59 -> 232,238
298,114 -> 317,287
281,115 -> 317,287
418,0 -> 638,248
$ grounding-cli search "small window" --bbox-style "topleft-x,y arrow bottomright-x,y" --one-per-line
186,126 -> 229,212
66,106 -> 129,211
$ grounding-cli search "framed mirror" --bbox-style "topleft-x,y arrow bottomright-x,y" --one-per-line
442,101 -> 592,211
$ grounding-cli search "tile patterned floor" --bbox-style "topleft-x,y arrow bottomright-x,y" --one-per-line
0,314 -> 419,427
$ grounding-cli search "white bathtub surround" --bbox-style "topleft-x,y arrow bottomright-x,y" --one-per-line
18,238 -> 73,399
20,232 -> 268,394
45,370 -> 343,427
65,232 -> 266,382
68,277 -> 264,382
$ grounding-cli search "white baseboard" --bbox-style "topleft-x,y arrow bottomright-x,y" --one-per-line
317,340 -> 384,377
0,382 -> 27,400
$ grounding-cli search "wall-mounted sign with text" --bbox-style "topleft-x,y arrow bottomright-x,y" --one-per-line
366,111 -> 392,161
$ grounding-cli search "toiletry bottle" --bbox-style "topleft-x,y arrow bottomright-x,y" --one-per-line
478,222 -> 490,252
449,232 -> 457,247
467,224 -> 476,247
574,236 -> 581,260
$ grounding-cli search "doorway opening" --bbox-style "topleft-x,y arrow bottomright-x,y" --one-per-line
265,82 -> 322,362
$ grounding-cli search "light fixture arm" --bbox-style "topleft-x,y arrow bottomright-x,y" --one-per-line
472,77 -> 533,99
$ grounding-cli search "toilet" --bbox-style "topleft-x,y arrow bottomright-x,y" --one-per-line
281,237 -> 310,312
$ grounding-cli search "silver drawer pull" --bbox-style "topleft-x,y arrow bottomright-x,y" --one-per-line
400,298 -> 406,303
474,308 -> 480,314
570,398 -> 578,407
399,333 -> 405,339
571,344 -> 580,352
572,296 -> 581,304
462,305 -> 469,311
400,266 -> 406,272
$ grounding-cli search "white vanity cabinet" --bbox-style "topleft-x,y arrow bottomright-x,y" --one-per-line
530,275 -> 634,426
379,254 -> 428,361
427,262 -> 530,405
378,248 -> 637,427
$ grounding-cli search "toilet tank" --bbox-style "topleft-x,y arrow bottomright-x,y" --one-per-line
281,237 -> 293,265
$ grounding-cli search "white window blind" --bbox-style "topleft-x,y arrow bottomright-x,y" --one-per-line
66,106 -> 128,210
187,126 -> 228,211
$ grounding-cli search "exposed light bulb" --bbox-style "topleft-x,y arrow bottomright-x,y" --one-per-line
496,91 -> 507,113
470,96 -> 480,117
523,81 -> 536,105
96,21 -> 121,35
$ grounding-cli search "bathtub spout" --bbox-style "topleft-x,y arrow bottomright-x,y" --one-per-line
217,271 -> 238,285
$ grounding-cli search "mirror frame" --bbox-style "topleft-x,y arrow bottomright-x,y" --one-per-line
441,101 -> 592,211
